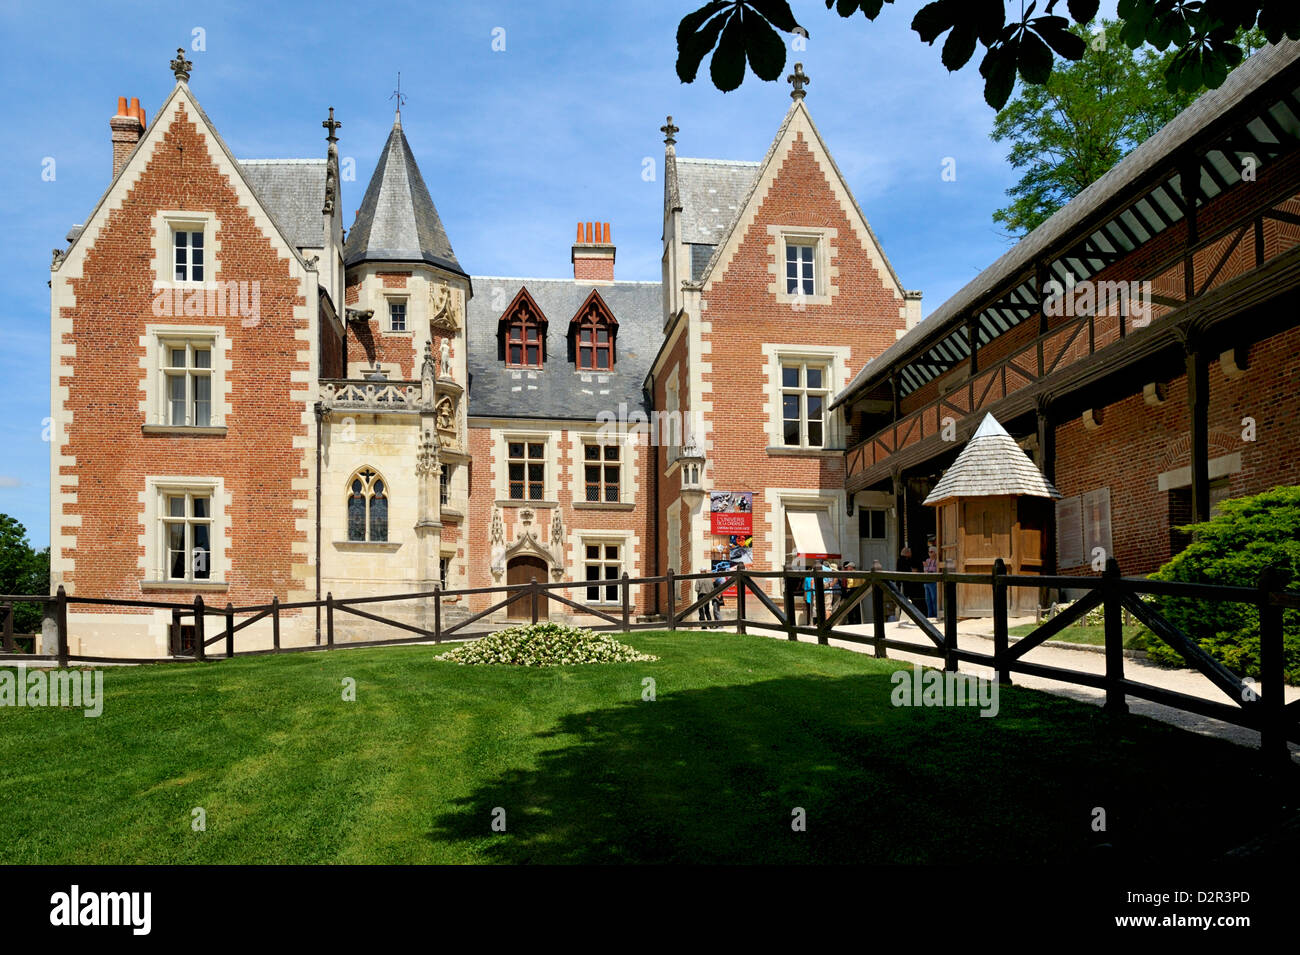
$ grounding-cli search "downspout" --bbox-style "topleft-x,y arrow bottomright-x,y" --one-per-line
314,401 -> 323,644
646,376 -> 660,616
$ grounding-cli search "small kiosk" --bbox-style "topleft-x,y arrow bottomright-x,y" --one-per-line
924,414 -> 1060,616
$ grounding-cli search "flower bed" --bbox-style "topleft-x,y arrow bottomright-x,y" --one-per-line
435,622 -> 659,667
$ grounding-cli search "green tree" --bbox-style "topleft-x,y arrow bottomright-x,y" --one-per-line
1142,486 -> 1300,685
676,1 -> 1299,108
0,515 -> 50,635
989,21 -> 1266,236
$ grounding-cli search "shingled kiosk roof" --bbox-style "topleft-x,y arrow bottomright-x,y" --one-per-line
466,277 -> 662,421
344,119 -> 463,275
923,414 -> 1061,505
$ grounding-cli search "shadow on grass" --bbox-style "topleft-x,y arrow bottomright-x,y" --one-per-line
427,671 -> 1296,864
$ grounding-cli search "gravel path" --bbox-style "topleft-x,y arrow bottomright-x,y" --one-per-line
737,614 -> 1300,758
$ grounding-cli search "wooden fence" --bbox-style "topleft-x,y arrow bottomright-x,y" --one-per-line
2,559 -> 1296,758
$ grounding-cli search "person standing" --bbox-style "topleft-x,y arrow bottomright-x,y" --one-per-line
713,567 -> 727,624
694,569 -> 714,627
843,560 -> 863,625
802,567 -> 815,626
923,546 -> 939,620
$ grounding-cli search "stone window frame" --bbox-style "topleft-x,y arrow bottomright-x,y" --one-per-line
767,225 -> 838,307
386,296 -> 410,335
141,324 -> 231,434
580,438 -> 623,504
500,432 -> 552,502
346,466 -> 390,543
761,344 -> 847,452
141,475 -> 228,589
151,210 -> 221,290
579,535 -> 626,605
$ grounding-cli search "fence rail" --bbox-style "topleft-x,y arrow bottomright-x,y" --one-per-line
4,561 -> 1295,759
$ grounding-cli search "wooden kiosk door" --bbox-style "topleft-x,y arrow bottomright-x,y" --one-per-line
506,556 -> 549,620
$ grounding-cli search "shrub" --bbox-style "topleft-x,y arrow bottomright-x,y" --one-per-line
435,622 -> 658,667
1141,486 -> 1300,684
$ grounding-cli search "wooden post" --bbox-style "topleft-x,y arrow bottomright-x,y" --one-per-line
1185,341 -> 1210,523
1259,566 -> 1289,760
271,597 -> 281,651
943,577 -> 958,671
529,577 -> 539,625
193,595 -> 206,661
871,579 -> 886,659
735,568 -> 747,635
56,585 -> 69,667
992,558 -> 1011,685
224,602 -> 235,659
1102,558 -> 1127,714
784,573 -> 796,641
813,573 -> 827,645
170,608 -> 182,656
433,585 -> 442,643
666,569 -> 677,631
325,592 -> 334,647
620,572 -> 630,633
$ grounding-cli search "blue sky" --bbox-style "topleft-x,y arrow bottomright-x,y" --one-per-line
0,0 -> 1120,548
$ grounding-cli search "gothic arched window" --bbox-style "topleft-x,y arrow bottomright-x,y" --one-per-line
571,291 -> 617,371
347,467 -> 388,542
499,288 -> 547,368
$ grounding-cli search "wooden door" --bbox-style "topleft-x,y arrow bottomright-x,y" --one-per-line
957,497 -> 1012,615
506,556 -> 549,620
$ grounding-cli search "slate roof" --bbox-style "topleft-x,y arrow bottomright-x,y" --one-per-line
834,37 -> 1300,410
676,157 -> 759,245
466,277 -> 662,420
923,414 -> 1061,504
344,120 -> 462,274
239,159 -> 326,250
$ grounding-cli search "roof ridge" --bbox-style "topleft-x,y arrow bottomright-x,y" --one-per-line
676,157 -> 762,166
239,158 -> 326,165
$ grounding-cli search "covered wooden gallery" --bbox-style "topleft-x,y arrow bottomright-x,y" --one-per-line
833,40 -> 1300,583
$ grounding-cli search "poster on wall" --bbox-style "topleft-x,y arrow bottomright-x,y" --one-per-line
710,491 -> 753,536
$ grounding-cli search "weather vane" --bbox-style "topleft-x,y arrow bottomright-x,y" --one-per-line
390,73 -> 407,117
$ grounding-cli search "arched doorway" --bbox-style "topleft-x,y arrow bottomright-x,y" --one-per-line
506,555 -> 549,620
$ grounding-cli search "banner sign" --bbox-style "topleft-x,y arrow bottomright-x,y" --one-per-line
710,491 -> 753,536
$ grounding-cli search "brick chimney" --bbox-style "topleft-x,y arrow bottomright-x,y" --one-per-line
110,96 -> 146,178
572,221 -> 615,283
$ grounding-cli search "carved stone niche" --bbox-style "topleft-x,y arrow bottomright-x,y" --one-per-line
435,395 -> 458,449
430,280 -> 461,333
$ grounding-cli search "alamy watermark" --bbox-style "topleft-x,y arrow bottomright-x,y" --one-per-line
0,664 -> 103,717
1042,273 -> 1153,328
151,280 -> 261,327
890,663 -> 998,717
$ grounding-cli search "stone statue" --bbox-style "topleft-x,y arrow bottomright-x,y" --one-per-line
439,338 -> 452,380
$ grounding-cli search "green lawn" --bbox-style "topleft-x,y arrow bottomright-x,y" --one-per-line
0,631 -> 1291,864
1009,621 -> 1148,649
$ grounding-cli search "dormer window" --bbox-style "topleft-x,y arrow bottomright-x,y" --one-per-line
499,288 -> 547,368
570,290 -> 617,371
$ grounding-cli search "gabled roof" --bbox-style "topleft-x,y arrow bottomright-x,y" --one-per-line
239,159 -> 326,249
923,414 -> 1061,504
58,81 -> 312,276
688,97 -> 908,295
343,118 -> 462,274
568,288 -> 618,328
466,277 -> 661,421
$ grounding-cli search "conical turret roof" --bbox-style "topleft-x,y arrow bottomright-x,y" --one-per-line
924,414 -> 1061,505
344,118 -> 462,274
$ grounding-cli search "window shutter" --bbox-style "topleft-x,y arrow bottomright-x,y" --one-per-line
1056,495 -> 1084,568
1081,488 -> 1112,565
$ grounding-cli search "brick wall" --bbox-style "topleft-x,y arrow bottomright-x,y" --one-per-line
1054,324 -> 1300,576
56,104 -> 310,610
